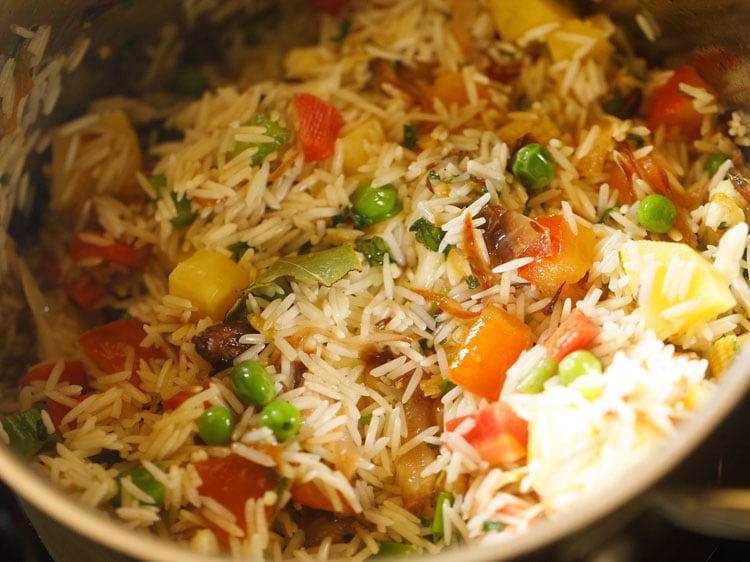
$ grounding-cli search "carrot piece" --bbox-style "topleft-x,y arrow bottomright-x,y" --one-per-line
78,318 -> 163,377
518,214 -> 596,298
70,230 -> 150,269
543,309 -> 600,362
291,480 -> 354,514
423,70 -> 489,110
646,65 -> 715,139
445,402 -> 528,466
293,93 -> 343,162
447,304 -> 532,401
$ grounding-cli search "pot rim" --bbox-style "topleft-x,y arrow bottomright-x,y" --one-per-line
3,344 -> 749,562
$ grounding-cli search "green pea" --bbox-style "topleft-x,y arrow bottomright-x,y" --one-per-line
516,356 -> 559,394
258,400 -> 301,441
511,143 -> 556,191
197,405 -> 235,445
704,151 -> 730,178
558,350 -> 602,386
351,181 -> 402,227
230,360 -> 276,407
637,193 -> 676,234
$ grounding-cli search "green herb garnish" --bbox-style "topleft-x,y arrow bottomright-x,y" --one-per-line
354,236 -> 391,266
409,218 -> 446,252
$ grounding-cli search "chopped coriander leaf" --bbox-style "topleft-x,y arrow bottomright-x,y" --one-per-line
626,132 -> 645,148
175,66 -> 208,97
403,123 -> 418,149
331,19 -> 351,42
148,174 -> 197,228
481,520 -> 505,533
427,169 -> 454,184
599,205 -> 618,224
438,379 -> 456,394
602,88 -> 624,116
417,338 -> 433,354
466,275 -> 479,289
170,195 -> 197,228
718,221 -> 729,231
409,218 -> 445,252
227,112 -> 291,166
228,241 -> 251,261
705,151 -> 730,177
354,236 -> 391,266
358,415 -> 372,426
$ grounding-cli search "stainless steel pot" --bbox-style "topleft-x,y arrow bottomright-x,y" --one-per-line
1,1 -> 750,561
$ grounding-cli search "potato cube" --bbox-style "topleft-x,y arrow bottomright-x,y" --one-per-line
620,241 -> 736,339
169,250 -> 250,321
487,0 -> 574,42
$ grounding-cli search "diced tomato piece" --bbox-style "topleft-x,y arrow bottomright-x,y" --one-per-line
78,318 -> 163,377
293,93 -> 343,162
646,65 -> 715,139
195,454 -> 278,539
291,480 -> 354,513
543,309 -> 601,362
162,390 -> 199,412
46,394 -> 85,434
447,304 -> 532,401
310,0 -> 349,14
518,214 -> 596,298
70,230 -> 150,269
62,275 -> 107,310
20,360 -> 89,389
445,402 -> 528,466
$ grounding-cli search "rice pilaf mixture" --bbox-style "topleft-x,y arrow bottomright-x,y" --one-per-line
2,0 -> 750,559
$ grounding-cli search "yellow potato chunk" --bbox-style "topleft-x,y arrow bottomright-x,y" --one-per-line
545,18 -> 613,62
340,118 -> 385,176
487,0 -> 574,42
620,241 -> 736,339
169,250 -> 250,321
51,110 -> 142,212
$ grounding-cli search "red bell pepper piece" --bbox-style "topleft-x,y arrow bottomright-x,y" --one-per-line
19,359 -> 89,389
293,93 -> 343,162
543,308 -> 600,362
70,230 -> 150,269
646,65 -> 715,139
19,360 -> 90,434
445,402 -> 528,466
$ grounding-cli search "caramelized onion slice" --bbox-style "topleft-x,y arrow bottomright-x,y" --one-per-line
479,206 -> 550,268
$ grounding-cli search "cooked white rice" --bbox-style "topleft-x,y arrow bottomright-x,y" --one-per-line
1,0 -> 750,559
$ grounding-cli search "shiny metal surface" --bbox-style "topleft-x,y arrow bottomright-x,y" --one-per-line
0,1 -> 749,561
